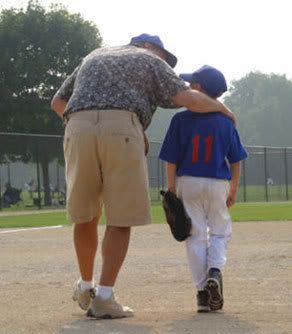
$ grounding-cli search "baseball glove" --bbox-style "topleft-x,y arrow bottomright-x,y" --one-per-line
160,190 -> 192,242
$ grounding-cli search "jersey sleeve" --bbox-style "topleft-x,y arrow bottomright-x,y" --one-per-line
151,58 -> 189,108
159,116 -> 181,164
227,128 -> 248,164
55,64 -> 81,101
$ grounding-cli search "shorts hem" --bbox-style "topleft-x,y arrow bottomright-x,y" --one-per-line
107,220 -> 152,227
68,215 -> 99,224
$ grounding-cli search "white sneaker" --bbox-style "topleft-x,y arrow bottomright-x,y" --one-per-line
72,280 -> 92,311
87,293 -> 134,319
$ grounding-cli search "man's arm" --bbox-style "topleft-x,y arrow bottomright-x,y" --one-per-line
166,162 -> 177,195
171,89 -> 235,124
51,95 -> 67,118
50,64 -> 81,118
227,161 -> 241,208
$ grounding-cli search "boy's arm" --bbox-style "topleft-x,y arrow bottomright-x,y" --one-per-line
166,162 -> 177,195
227,161 -> 241,208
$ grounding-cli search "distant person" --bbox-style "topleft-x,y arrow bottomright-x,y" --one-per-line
27,179 -> 35,199
3,182 -> 21,207
51,35 -> 235,319
159,65 -> 247,312
267,177 -> 274,185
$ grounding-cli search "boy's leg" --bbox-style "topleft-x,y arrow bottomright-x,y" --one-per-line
185,235 -> 208,292
186,236 -> 209,312
178,176 -> 209,312
205,180 -> 232,310
206,180 -> 232,270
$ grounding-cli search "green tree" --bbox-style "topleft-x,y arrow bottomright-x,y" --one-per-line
0,0 -> 102,205
224,72 -> 292,146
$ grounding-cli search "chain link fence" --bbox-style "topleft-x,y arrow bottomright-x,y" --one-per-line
0,133 -> 291,211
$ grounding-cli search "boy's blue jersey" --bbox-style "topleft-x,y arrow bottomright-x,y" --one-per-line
159,110 -> 248,180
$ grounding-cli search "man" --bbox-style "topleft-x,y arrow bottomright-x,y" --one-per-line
51,33 -> 235,319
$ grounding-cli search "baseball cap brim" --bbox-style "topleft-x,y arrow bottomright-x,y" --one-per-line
163,50 -> 177,68
180,66 -> 228,97
179,73 -> 194,83
143,43 -> 177,68
130,34 -> 177,68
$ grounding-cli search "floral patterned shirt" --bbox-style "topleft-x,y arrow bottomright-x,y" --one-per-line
56,45 -> 188,129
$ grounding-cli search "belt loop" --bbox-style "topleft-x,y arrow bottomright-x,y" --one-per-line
95,111 -> 99,124
63,114 -> 69,127
131,112 -> 138,126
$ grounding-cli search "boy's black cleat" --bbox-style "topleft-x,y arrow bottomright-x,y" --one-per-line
196,290 -> 210,313
205,268 -> 224,311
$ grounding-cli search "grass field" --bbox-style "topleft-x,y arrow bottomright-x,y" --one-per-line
0,202 -> 292,228
1,184 -> 292,212
236,185 -> 292,202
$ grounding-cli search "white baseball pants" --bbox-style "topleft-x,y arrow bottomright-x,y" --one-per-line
177,176 -> 232,290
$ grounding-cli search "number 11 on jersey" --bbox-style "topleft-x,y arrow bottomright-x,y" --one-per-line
192,135 -> 214,163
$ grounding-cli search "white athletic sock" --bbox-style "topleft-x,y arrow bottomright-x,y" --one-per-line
95,285 -> 113,300
79,279 -> 94,291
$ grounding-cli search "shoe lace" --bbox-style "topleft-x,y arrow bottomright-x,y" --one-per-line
89,288 -> 96,299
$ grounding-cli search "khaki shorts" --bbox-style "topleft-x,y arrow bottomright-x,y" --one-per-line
64,110 -> 152,226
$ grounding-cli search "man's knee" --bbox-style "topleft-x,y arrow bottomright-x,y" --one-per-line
74,218 -> 97,230
106,226 -> 131,234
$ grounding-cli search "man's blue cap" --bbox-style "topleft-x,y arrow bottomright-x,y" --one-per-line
180,65 -> 227,98
130,33 -> 177,68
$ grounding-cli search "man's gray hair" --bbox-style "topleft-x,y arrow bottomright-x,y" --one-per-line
129,41 -> 146,48
130,41 -> 163,54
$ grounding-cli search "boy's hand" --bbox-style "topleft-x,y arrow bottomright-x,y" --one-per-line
166,162 -> 177,196
228,162 -> 241,208
226,186 -> 237,208
168,187 -> 177,196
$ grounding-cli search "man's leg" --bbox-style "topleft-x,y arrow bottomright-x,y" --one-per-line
72,217 -> 98,310
64,112 -> 103,311
87,226 -> 134,319
74,218 -> 98,281
99,226 -> 131,286
86,112 -> 148,318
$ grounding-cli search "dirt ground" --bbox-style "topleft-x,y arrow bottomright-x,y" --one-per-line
0,221 -> 291,334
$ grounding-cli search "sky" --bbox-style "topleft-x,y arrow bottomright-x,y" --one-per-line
1,0 -> 292,85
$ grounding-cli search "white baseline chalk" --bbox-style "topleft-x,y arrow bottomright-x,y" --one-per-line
0,225 -> 63,234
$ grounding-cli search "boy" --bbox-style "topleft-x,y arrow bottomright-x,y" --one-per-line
159,65 -> 247,312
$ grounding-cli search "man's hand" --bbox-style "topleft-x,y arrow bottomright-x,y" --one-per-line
51,95 -> 67,118
220,104 -> 236,125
